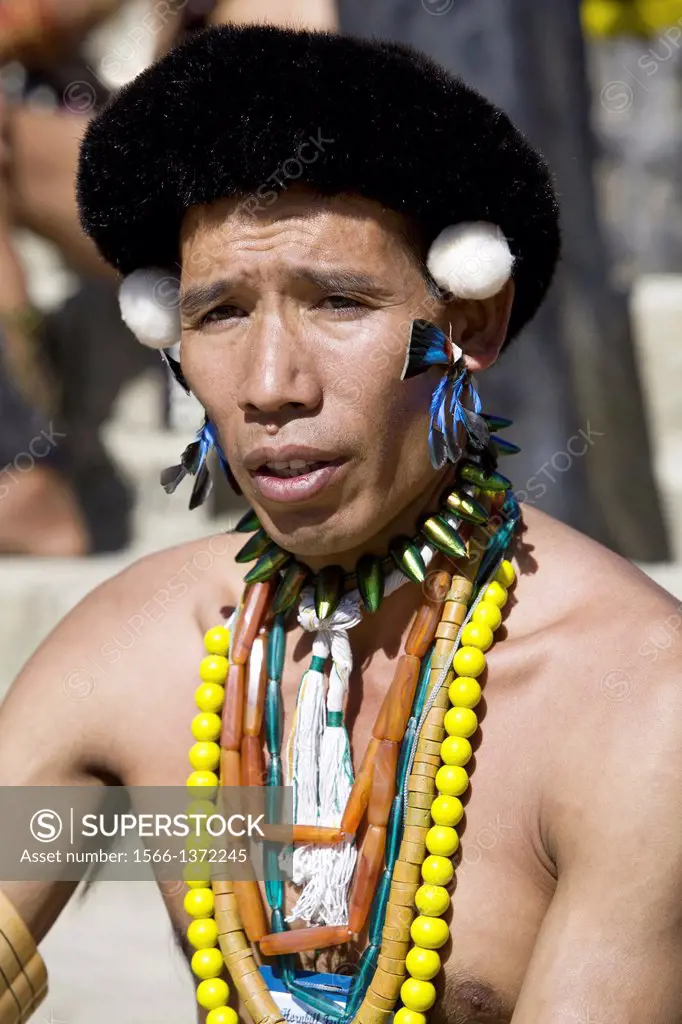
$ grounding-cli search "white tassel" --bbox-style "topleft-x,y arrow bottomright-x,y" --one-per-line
287,589 -> 363,924
285,635 -> 326,890
317,727 -> 356,924
288,727 -> 356,925
286,546 -> 437,925
313,629 -> 359,921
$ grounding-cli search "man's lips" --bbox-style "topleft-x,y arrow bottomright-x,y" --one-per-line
242,446 -> 348,504
249,458 -> 347,504
244,445 -> 344,472
256,459 -> 332,479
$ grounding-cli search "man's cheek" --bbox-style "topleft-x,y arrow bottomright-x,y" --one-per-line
329,374 -> 366,409
185,364 -> 239,425
368,348 -> 390,373
218,436 -> 250,494
400,369 -> 441,417
210,413 -> 239,459
382,381 -> 433,450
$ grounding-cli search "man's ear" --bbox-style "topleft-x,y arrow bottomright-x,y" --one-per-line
445,278 -> 515,372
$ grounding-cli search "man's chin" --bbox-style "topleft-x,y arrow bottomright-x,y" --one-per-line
247,503 -> 368,566
255,509 -> 348,557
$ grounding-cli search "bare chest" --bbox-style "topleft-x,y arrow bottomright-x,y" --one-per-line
124,629 -> 556,1024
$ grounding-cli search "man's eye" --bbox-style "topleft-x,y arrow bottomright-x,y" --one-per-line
200,305 -> 246,325
319,295 -> 364,310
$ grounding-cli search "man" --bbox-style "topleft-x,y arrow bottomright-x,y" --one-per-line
1,23 -> 682,1024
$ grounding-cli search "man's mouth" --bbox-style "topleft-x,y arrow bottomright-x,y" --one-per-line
257,459 -> 331,479
245,448 -> 346,504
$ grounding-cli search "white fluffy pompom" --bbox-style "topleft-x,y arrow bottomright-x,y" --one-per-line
118,268 -> 181,349
427,222 -> 514,300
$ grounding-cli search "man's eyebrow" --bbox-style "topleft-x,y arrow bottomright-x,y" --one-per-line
180,268 -> 392,316
295,268 -> 391,295
180,279 -> 235,318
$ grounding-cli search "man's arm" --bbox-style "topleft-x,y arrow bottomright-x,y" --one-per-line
7,107 -> 117,280
512,646 -> 682,1022
0,534 -> 239,949
0,0 -> 122,64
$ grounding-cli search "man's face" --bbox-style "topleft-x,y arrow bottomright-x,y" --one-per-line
179,189 -> 447,560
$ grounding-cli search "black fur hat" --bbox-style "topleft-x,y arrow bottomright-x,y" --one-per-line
77,23 -> 560,342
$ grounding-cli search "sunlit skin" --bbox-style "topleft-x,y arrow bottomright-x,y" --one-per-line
179,189 -> 514,575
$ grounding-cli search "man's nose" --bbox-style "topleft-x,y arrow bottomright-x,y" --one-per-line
237,319 -> 322,417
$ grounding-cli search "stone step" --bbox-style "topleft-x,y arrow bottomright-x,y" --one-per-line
630,276 -> 682,561
40,878 -> 193,1024
631,275 -> 682,445
653,439 -> 682,561
0,519 -> 234,696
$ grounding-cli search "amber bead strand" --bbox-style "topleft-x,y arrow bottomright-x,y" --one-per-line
351,549 -> 485,1024
212,583 -> 285,1023
216,581 -> 353,968
345,566 -> 451,941
242,627 -> 269,787
345,568 -> 452,1023
218,583 -> 274,946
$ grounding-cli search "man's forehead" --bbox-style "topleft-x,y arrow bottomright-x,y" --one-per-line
180,188 -> 408,249
179,189 -> 415,285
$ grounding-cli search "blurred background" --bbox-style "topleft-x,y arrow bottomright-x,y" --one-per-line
0,0 -> 681,1020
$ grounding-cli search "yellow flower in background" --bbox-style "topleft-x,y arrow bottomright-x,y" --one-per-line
582,0 -> 682,36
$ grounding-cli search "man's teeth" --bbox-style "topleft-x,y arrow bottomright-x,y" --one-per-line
263,459 -> 324,478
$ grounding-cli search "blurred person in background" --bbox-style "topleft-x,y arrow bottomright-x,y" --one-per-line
0,0 -> 160,554
339,0 -> 670,563
584,0 -> 682,281
0,90 -> 87,555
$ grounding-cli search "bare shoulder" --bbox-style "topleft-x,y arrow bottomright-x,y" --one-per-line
509,504 -> 678,642
513,507 -> 682,863
511,504 -> 682,703
19,529 -> 246,674
0,531 -> 245,784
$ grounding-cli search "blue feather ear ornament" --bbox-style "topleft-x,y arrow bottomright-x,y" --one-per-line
400,320 -> 451,379
159,350 -> 243,502
160,418 -> 215,509
403,319 -> 490,469
161,418 -> 243,509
